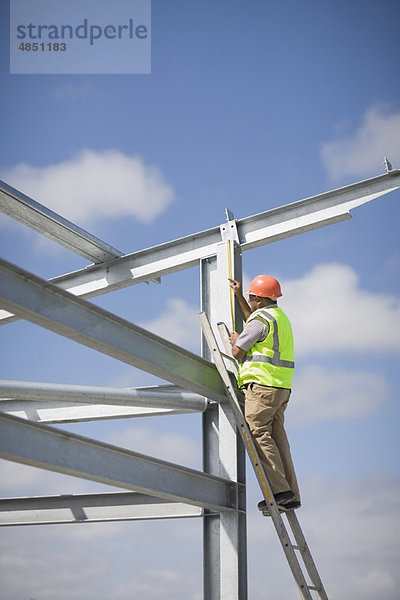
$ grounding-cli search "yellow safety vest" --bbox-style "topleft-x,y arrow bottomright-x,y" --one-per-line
238,307 -> 295,389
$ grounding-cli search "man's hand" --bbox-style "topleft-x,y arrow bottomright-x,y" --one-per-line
228,278 -> 252,321
229,331 -> 240,346
228,278 -> 242,296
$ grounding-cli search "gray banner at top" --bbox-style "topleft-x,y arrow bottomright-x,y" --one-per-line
10,0 -> 151,74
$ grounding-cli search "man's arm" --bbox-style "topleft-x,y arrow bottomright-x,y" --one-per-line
228,278 -> 251,322
229,331 -> 247,361
229,320 -> 268,361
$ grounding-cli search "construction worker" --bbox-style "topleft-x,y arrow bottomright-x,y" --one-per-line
228,275 -> 300,512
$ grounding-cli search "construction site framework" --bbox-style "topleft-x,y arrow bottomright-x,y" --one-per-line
0,168 -> 399,598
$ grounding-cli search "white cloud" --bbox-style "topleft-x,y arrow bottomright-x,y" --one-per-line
0,517 -> 203,600
0,458 -> 109,496
106,425 -> 200,468
108,565 -> 202,600
246,471 -> 400,600
282,262 -> 400,357
141,263 -> 400,359
350,569 -> 396,597
321,105 -> 400,180
1,149 -> 174,226
1,470 -> 398,600
289,365 -> 388,426
0,458 -> 45,492
140,298 -> 200,351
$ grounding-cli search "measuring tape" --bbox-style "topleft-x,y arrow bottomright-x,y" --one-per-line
227,239 -> 235,331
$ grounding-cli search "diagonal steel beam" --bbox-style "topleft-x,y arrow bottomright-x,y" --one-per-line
1,170 -> 399,325
0,259 -> 226,403
0,492 -> 203,526
237,169 -> 400,250
0,179 -> 124,263
50,170 -> 400,293
0,414 -> 237,512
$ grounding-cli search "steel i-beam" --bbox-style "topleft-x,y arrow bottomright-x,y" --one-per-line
0,258 -> 227,403
1,170 -> 399,325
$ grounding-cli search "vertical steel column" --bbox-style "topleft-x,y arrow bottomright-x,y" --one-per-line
201,239 -> 247,600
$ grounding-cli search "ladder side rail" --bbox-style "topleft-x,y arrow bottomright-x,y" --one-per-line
286,511 -> 329,600
217,322 -> 239,378
199,312 -> 315,600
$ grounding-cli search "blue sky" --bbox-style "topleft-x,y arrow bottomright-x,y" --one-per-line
1,1 -> 400,599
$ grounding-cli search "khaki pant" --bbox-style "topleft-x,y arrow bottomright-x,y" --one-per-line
245,383 -> 300,503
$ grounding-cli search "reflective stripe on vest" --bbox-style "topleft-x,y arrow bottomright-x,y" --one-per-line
238,307 -> 294,389
249,309 -> 295,369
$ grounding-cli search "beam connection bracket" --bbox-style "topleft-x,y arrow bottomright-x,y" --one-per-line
220,208 -> 240,244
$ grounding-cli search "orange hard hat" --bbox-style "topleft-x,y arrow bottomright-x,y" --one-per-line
246,275 -> 282,298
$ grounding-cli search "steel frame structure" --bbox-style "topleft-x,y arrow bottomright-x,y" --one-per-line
1,169 -> 399,599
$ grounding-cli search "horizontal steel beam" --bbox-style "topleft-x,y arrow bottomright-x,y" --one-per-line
0,399 -> 194,423
0,380 -> 207,409
0,492 -> 203,526
0,414 -> 238,512
0,179 -> 123,263
0,381 -> 208,423
1,170 -> 399,325
0,259 -> 227,403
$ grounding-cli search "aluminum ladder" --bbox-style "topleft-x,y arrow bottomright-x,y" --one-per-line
199,312 -> 329,600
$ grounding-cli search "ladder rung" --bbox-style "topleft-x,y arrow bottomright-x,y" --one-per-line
292,544 -> 304,551
220,352 -> 237,363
